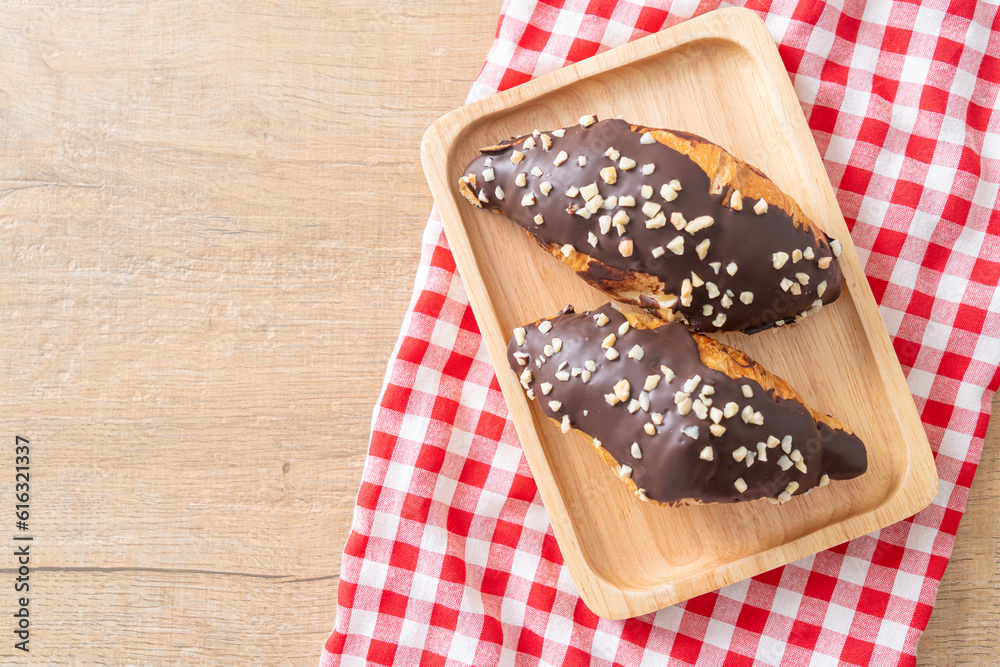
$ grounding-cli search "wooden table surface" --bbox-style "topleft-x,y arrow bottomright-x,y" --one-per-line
0,1 -> 993,664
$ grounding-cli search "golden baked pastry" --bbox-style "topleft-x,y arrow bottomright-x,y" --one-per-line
507,303 -> 867,505
461,116 -> 845,334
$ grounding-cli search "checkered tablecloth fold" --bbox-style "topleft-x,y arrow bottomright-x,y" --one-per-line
322,1 -> 1000,664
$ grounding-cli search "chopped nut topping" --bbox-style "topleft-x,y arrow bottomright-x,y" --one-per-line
612,210 -> 630,227
539,181 -> 553,196
692,399 -> 708,420
482,168 -> 495,182
678,397 -> 693,415
602,195 -> 618,210
579,182 -> 599,200
753,198 -> 768,215
773,251 -> 789,269
817,256 -> 832,269
666,236 -> 685,255
617,321 -> 630,336
749,411 -> 763,425
566,186 -> 580,198
539,382 -> 553,395
604,146 -> 620,160
618,239 -> 633,257
495,186 -> 505,200
540,134 -> 552,150
831,239 -> 842,257
724,402 -> 739,418
670,212 -> 686,230
632,442 -> 645,459
627,344 -> 644,361
553,150 -> 569,166
520,368 -> 532,385
561,415 -> 572,433
777,455 -> 792,471
741,405 -> 754,423
734,477 -> 748,493
511,151 -> 525,164
739,291 -> 754,304
742,385 -> 753,398
585,195 -> 604,213
709,423 -> 727,437
795,272 -> 810,285
817,280 -> 827,298
530,166 -> 543,177
659,183 -> 678,202
581,370 -> 592,383
725,262 -> 738,276
560,244 -> 575,257
681,425 -> 699,440
691,272 -> 704,287
645,212 -> 666,229
604,393 -> 619,406
651,246 -> 666,258
619,156 -> 637,170
526,389 -> 535,400
702,304 -> 713,316
781,435 -> 792,453
790,283 -> 802,296
478,190 -> 489,203
708,261 -> 722,275
641,163 -> 655,176
780,277 -> 794,292
680,278 -> 693,306
513,352 -> 529,365
706,282 -> 720,299
730,190 -> 743,210
619,464 -> 632,480
792,249 -> 803,263
548,399 -> 562,411
720,294 -> 733,309
594,313 -> 610,327
640,184 -> 653,198
642,201 -> 662,218
696,239 -> 711,260
605,347 -> 619,360
756,442 -> 768,462
777,491 -> 791,502
543,344 -> 554,357
521,193 -> 535,206
640,132 -> 655,144
598,166 -> 618,185
601,333 -> 617,350
712,313 -> 727,327
641,375 -> 660,392
577,155 -> 588,167
819,474 -> 830,487
627,399 -> 640,414
514,327 -> 526,346
682,375 -> 702,394
584,360 -> 597,372
484,157 -> 493,167
789,449 -> 803,463
597,215 -> 612,235
803,247 -> 815,260
745,451 -> 756,467
651,412 -> 663,425
661,366 -> 675,382
579,114 -> 597,127
618,195 -> 635,207
766,435 -> 779,449
523,137 -> 536,150
552,129 -> 566,138
674,390 -> 689,405
685,215 -> 715,234
733,446 -> 748,462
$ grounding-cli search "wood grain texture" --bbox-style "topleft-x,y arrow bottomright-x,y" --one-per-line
0,0 -> 992,662
423,8 -> 937,620
0,0 -> 498,664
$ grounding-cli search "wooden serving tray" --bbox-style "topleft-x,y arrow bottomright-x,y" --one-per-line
420,7 -> 937,620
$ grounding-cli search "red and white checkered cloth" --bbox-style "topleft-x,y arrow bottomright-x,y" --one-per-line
322,0 -> 1000,664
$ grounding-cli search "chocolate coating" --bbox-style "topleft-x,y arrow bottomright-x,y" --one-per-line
464,118 -> 844,334
507,304 -> 867,504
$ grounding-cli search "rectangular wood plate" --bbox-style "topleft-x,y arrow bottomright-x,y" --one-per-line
420,7 -> 938,620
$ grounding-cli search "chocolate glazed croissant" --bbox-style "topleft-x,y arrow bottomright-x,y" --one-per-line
506,303 -> 867,505
460,117 -> 846,334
